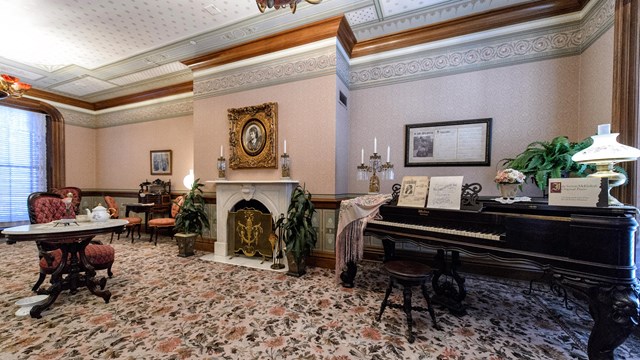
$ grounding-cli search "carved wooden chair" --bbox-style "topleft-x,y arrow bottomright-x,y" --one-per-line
51,186 -> 82,214
104,196 -> 142,243
147,195 -> 183,246
28,192 -> 115,293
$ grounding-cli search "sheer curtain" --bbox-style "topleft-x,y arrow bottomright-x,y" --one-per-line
0,106 -> 47,226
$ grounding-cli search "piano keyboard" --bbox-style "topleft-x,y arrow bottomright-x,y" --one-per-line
368,219 -> 504,241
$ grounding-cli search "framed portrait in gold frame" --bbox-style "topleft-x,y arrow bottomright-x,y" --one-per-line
228,102 -> 278,169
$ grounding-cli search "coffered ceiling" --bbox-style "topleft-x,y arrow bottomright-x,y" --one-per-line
0,0 -> 585,108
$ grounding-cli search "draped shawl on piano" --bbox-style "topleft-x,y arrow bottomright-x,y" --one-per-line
335,193 -> 392,282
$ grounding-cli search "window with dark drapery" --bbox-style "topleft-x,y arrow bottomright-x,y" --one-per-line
0,97 -> 65,227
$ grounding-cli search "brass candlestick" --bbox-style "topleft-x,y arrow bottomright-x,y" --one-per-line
217,156 -> 226,179
281,153 -> 291,179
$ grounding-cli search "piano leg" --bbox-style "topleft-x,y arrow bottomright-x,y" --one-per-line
586,283 -> 639,360
340,261 -> 358,288
432,250 -> 467,316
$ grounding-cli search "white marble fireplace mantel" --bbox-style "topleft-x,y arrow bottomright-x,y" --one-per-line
203,180 -> 299,271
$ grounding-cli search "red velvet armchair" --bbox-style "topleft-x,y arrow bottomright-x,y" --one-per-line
28,192 -> 115,293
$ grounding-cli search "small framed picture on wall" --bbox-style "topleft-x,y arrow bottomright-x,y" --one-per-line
150,150 -> 172,175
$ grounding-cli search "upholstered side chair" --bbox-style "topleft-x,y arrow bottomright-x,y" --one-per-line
28,192 -> 115,293
52,186 -> 82,214
147,195 -> 184,246
103,196 -> 142,243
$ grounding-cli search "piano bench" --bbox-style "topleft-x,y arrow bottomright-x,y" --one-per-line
376,260 -> 439,343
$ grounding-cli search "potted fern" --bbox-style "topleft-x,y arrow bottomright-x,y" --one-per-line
174,178 -> 210,257
500,135 -> 593,194
276,184 -> 317,277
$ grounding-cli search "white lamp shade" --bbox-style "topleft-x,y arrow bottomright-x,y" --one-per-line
183,169 -> 195,189
572,133 -> 640,164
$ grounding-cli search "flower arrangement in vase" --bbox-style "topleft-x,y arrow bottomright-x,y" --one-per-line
494,168 -> 525,199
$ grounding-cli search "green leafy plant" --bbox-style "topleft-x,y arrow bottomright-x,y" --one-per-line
174,179 -> 210,235
500,136 -> 593,192
276,184 -> 318,265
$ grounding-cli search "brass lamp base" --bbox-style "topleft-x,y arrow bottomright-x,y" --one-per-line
588,163 -> 626,206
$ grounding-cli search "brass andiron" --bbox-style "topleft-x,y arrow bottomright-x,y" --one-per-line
271,214 -> 285,270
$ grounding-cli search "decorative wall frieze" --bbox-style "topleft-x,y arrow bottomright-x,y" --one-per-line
349,0 -> 614,90
61,97 -> 193,129
96,98 -> 193,128
193,45 -> 337,99
336,44 -> 350,87
60,108 -> 98,128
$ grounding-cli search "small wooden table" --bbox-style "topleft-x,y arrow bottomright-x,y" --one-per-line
2,219 -> 127,318
124,203 -> 154,232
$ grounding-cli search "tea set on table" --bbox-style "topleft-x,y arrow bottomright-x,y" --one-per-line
55,204 -> 114,226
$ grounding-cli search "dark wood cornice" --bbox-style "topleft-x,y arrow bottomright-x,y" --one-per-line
93,81 -> 193,110
337,16 -> 357,57
182,15 -> 348,72
28,89 -> 95,111
352,0 -> 589,58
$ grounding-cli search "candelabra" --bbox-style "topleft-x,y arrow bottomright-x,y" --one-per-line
357,151 -> 394,194
217,156 -> 226,179
281,153 -> 291,179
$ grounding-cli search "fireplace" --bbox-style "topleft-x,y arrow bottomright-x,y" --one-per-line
202,180 -> 298,271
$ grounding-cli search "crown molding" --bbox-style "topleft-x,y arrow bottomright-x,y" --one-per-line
351,0 -> 589,58
182,16 -> 353,72
93,81 -> 193,110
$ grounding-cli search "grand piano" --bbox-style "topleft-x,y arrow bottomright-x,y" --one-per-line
341,187 -> 639,360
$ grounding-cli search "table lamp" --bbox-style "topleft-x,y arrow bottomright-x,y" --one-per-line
571,124 -> 640,206
183,169 -> 195,189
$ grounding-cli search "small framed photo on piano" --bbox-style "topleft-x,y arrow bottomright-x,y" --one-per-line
397,176 -> 430,207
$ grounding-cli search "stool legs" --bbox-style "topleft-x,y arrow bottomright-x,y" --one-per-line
403,285 -> 415,343
377,277 -> 438,343
376,279 -> 394,321
421,282 -> 438,327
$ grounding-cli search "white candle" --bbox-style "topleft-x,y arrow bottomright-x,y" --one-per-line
597,124 -> 611,135
220,145 -> 223,157
361,148 -> 364,164
374,137 -> 377,153
284,139 -> 287,154
386,145 -> 390,162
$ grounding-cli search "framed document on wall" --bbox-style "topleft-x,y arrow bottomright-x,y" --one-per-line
405,118 -> 491,167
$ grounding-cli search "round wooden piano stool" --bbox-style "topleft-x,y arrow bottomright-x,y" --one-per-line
376,260 -> 439,343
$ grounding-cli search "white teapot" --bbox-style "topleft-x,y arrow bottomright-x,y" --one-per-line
87,204 -> 111,222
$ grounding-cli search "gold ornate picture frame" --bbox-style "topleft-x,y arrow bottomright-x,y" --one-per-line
228,102 -> 278,169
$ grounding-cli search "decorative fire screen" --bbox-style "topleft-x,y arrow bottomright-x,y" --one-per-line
227,208 -> 275,262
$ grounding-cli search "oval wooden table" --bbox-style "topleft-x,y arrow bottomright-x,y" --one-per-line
2,219 -> 127,318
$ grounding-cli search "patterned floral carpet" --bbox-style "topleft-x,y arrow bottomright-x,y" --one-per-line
0,234 -> 638,360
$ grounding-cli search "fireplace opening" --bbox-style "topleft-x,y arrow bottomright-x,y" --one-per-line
232,199 -> 270,214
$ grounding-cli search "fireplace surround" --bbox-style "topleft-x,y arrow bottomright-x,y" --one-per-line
202,180 -> 298,270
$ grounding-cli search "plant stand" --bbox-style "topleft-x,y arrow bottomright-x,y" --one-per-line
175,233 -> 197,257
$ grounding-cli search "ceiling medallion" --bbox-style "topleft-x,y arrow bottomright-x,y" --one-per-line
256,0 -> 322,14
